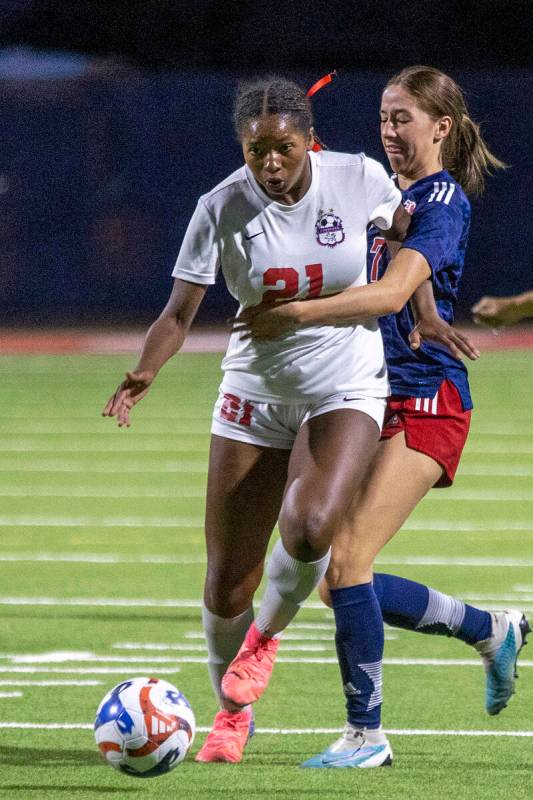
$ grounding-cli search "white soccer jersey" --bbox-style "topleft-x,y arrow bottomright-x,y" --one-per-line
173,150 -> 401,403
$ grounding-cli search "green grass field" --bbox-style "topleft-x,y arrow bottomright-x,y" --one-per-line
0,350 -> 532,799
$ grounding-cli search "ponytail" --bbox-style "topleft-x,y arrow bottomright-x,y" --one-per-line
386,65 -> 506,195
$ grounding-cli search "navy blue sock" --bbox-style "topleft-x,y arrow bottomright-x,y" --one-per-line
330,582 -> 383,730
373,573 -> 492,644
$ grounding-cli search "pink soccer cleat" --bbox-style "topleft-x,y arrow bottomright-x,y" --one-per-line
221,622 -> 280,706
195,708 -> 254,763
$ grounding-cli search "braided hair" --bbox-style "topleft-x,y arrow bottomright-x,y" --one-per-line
233,76 -> 313,138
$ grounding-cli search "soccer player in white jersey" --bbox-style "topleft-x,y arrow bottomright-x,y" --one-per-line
103,75 -> 451,763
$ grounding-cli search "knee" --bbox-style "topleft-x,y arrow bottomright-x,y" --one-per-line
204,564 -> 262,618
325,549 -> 373,590
278,502 -> 336,560
318,578 -> 332,608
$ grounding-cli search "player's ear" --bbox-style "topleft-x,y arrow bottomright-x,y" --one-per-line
434,116 -> 452,143
307,127 -> 316,150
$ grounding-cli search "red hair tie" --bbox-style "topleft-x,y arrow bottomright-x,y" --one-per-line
306,71 -> 337,98
306,71 -> 336,151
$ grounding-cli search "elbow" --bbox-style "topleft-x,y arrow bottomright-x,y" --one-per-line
388,291 -> 409,315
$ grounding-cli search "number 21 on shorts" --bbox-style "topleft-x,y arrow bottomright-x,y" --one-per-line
262,264 -> 323,302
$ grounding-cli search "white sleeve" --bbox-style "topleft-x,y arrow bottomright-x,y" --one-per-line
172,198 -> 219,285
362,156 -> 402,230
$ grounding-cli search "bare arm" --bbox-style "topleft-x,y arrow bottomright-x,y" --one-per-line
294,247 -> 430,325
232,248 -> 431,340
380,203 -> 411,242
409,280 -> 480,360
472,291 -> 533,327
102,278 -> 207,426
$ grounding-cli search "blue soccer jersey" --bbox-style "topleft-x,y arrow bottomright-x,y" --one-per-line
367,170 -> 473,410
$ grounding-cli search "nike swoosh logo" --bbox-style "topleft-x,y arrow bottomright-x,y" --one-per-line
322,744 -> 386,765
244,231 -> 265,240
343,396 -> 360,401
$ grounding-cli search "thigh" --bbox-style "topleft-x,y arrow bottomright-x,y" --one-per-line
280,409 -> 381,557
328,431 -> 443,587
205,433 -> 290,583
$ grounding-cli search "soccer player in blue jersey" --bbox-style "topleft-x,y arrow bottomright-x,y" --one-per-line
229,66 -> 530,768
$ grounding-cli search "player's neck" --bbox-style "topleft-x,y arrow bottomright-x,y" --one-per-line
397,157 -> 444,190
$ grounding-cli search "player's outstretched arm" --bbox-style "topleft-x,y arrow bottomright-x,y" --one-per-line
471,291 -> 533,327
409,280 -> 480,361
102,279 -> 206,427
232,248 -> 430,340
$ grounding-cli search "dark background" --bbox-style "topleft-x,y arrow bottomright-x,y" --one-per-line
1,0 -> 532,325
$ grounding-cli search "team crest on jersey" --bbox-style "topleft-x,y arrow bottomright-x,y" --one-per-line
315,208 -> 345,247
403,199 -> 417,215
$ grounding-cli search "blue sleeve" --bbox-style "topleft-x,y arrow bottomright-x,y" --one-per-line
400,201 -> 463,277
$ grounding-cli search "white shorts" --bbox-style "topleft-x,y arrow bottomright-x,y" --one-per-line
211,389 -> 386,449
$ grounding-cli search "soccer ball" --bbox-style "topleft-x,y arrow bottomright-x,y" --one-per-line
94,676 -> 195,778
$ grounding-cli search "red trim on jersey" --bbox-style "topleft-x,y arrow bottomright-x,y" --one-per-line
381,379 -> 471,487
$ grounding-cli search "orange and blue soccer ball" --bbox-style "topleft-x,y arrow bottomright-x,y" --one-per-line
94,677 -> 196,777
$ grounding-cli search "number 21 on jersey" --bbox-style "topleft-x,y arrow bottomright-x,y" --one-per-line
262,263 -> 323,302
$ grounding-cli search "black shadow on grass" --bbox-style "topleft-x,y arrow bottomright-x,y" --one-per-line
0,744 -> 104,768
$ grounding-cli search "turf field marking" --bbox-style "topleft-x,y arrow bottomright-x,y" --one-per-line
0,722 -> 532,737
1,463 -> 530,476
459,465 -> 533,477
0,667 -> 181,674
2,553 -> 533,569
0,488 -> 206,498
0,680 -> 103,686
0,464 -> 207,474
426,489 -> 533,502
0,553 -> 207,565
2,653 -> 533,667
0,516 -> 531,531
2,487 -> 532,501
0,691 -> 22,698
1,596 -> 532,610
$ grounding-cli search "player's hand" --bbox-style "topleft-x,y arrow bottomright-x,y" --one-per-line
471,296 -> 516,327
230,301 -> 302,340
102,370 -> 155,427
409,318 -> 480,361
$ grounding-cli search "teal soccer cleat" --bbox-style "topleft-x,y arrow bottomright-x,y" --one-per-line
475,610 -> 531,716
301,725 -> 392,769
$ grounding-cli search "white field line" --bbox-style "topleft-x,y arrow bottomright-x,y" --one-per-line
2,553 -> 533,569
0,464 -> 207,474
0,680 -> 103,687
0,553 -> 207,565
1,487 -> 530,502
0,516 -> 204,528
7,439 -> 531,454
425,489 -> 533,502
1,653 -> 533,667
459,465 -> 533,477
0,667 -> 181,675
0,489 -> 206,498
1,596 -> 533,610
0,516 -> 531,531
1,463 -> 530,477
0,691 -> 22,698
0,443 -> 209,453
0,425 -> 210,435
0,722 -> 532,737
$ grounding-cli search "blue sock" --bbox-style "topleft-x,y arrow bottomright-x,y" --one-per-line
330,582 -> 383,730
373,573 -> 492,645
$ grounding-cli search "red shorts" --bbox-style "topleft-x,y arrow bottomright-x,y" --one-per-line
381,379 -> 471,488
